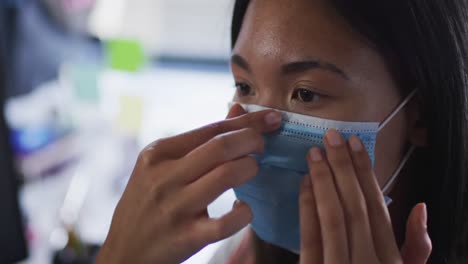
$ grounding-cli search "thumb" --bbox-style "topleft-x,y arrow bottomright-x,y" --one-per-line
401,203 -> 432,264
226,103 -> 247,119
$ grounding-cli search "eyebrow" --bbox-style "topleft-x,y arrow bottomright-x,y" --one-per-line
231,54 -> 350,80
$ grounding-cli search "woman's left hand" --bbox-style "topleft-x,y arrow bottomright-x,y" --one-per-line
299,129 -> 432,264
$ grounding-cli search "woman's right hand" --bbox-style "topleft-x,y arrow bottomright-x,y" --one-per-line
96,104 -> 282,264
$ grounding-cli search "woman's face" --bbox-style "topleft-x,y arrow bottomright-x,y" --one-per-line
231,0 -> 411,189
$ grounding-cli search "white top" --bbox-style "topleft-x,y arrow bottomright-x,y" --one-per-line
208,227 -> 249,264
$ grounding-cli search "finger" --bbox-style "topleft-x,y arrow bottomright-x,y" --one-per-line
179,128 -> 263,183
324,130 -> 378,262
196,201 -> 253,244
299,175 -> 322,263
401,203 -> 432,264
307,147 -> 349,263
181,156 -> 258,212
348,135 -> 401,262
144,106 -> 282,162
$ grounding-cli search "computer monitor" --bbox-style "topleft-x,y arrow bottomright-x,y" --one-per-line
0,4 -> 28,263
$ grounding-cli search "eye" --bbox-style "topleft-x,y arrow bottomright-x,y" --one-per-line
293,88 -> 321,103
235,82 -> 253,97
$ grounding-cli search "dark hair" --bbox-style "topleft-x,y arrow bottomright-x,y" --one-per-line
231,1 -> 468,263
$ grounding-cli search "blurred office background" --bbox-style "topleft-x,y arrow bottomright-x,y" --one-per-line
2,0 -> 237,263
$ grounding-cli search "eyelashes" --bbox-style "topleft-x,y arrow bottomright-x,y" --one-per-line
292,88 -> 321,103
234,82 -> 253,96
234,82 -> 324,103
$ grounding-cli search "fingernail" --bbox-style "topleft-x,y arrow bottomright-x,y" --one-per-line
227,104 -> 246,119
325,129 -> 344,147
349,136 -> 363,152
420,203 -> 427,228
309,148 -> 323,162
233,200 -> 241,209
264,111 -> 282,126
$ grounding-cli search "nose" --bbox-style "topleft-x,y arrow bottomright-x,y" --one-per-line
256,92 -> 285,110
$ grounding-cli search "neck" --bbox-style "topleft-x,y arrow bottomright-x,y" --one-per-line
387,162 -> 417,246
249,229 -> 299,264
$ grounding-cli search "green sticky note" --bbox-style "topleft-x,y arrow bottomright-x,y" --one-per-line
106,39 -> 146,72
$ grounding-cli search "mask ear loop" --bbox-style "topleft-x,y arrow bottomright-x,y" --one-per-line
382,145 -> 416,194
377,89 -> 418,133
376,89 -> 418,197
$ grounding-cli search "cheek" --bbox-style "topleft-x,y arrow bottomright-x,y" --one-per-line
372,113 -> 408,189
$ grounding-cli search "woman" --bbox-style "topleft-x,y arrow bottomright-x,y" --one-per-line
96,0 -> 468,263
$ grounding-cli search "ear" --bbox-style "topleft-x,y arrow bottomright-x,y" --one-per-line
407,95 -> 427,147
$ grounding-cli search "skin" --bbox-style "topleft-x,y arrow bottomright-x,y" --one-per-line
96,0 -> 432,263
230,0 -> 431,263
96,109 -> 284,264
231,0 -> 405,191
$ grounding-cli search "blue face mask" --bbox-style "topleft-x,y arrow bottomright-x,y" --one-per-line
231,90 -> 417,253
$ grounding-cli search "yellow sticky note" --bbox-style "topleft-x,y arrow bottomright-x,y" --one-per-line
117,95 -> 144,135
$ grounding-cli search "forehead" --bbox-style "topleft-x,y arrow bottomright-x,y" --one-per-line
233,0 -> 386,84
237,0 -> 351,45
235,1 -> 366,60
